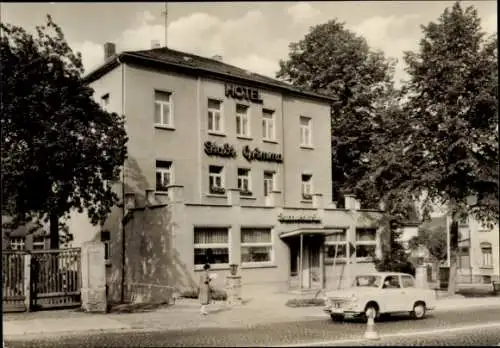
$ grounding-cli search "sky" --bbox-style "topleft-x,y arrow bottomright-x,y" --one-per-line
2,1 -> 497,85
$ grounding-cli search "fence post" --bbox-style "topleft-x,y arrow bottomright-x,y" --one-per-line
81,241 -> 107,313
23,253 -> 31,312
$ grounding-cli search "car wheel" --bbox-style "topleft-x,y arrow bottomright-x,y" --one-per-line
331,314 -> 344,322
411,302 -> 426,320
364,304 -> 379,322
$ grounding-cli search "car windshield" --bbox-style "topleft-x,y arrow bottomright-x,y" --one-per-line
353,275 -> 382,288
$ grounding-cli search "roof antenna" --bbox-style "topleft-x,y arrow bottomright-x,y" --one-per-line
162,2 -> 168,48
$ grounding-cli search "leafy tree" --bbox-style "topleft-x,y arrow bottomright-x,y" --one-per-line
276,19 -> 397,205
408,225 -> 448,263
357,2 -> 498,294
1,15 -> 128,249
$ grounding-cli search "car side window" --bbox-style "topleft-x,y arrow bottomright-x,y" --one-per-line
382,276 -> 401,289
401,275 -> 415,288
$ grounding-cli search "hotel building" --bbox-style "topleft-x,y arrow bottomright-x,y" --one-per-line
84,43 -> 384,302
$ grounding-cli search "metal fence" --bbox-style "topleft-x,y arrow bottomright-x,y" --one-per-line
31,248 -> 81,309
2,248 -> 81,312
2,251 -> 27,312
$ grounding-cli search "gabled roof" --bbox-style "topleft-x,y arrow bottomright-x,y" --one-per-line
83,47 -> 336,103
1,216 -> 47,238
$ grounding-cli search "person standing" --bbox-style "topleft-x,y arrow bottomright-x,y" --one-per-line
199,263 -> 212,316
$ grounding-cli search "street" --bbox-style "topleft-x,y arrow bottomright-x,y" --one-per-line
5,306 -> 500,347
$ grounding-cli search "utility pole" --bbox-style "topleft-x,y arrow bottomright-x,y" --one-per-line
162,2 -> 168,48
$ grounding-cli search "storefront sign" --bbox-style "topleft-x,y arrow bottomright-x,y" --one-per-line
204,141 -> 237,158
225,83 -> 263,104
242,146 -> 283,163
278,213 -> 321,224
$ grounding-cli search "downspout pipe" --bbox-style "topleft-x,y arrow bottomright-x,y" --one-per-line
117,56 -> 127,304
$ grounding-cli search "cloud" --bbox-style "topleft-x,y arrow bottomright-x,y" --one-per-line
228,54 -> 280,78
483,13 -> 497,34
73,9 -> 285,78
286,2 -> 320,24
349,14 -> 421,86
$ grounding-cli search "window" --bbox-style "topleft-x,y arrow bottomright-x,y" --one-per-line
263,171 -> 275,197
355,228 -> 377,259
32,236 -> 45,250
10,237 -> 25,250
156,160 -> 173,192
154,90 -> 173,127
100,93 -> 110,108
401,275 -> 416,288
194,228 -> 229,265
208,99 -> 223,133
209,165 -> 225,194
262,109 -> 275,140
236,104 -> 250,137
458,246 -> 470,269
237,168 -> 251,195
241,228 -> 272,263
324,230 -> 347,262
301,174 -> 313,200
382,276 -> 401,288
300,116 -> 312,146
481,242 -> 493,267
101,230 -> 111,263
354,275 -> 381,288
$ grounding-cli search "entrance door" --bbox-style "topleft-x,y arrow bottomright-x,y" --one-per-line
288,236 -> 323,290
308,240 -> 322,290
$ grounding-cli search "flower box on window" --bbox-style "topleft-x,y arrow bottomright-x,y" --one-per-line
210,186 -> 226,195
240,190 -> 253,197
302,193 -> 313,200
156,184 -> 169,192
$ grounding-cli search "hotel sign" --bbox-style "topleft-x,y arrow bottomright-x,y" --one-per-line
204,141 -> 237,158
278,214 -> 321,224
242,146 -> 283,163
225,83 -> 263,104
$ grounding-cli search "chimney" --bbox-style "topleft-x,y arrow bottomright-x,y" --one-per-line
151,40 -> 161,49
104,42 -> 116,61
212,55 -> 223,62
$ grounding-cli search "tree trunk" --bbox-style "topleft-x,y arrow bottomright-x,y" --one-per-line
447,218 -> 459,295
447,251 -> 458,295
49,214 -> 59,250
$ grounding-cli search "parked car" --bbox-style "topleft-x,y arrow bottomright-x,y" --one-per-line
322,272 -> 436,322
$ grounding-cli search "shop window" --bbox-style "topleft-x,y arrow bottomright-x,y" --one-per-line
209,165 -> 225,194
208,99 -> 223,133
355,228 -> 377,259
156,160 -> 173,192
154,90 -> 173,127
324,230 -> 347,262
194,227 -> 229,265
241,228 -> 272,263
262,109 -> 275,141
236,104 -> 250,137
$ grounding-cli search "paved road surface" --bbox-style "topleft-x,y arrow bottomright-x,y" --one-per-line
5,307 -> 500,347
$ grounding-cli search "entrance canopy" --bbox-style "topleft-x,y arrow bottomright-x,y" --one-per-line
279,227 -> 347,239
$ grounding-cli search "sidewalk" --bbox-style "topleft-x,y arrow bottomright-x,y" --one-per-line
4,294 -> 500,339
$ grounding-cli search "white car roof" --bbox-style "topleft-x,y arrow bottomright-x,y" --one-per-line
356,272 -> 413,277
